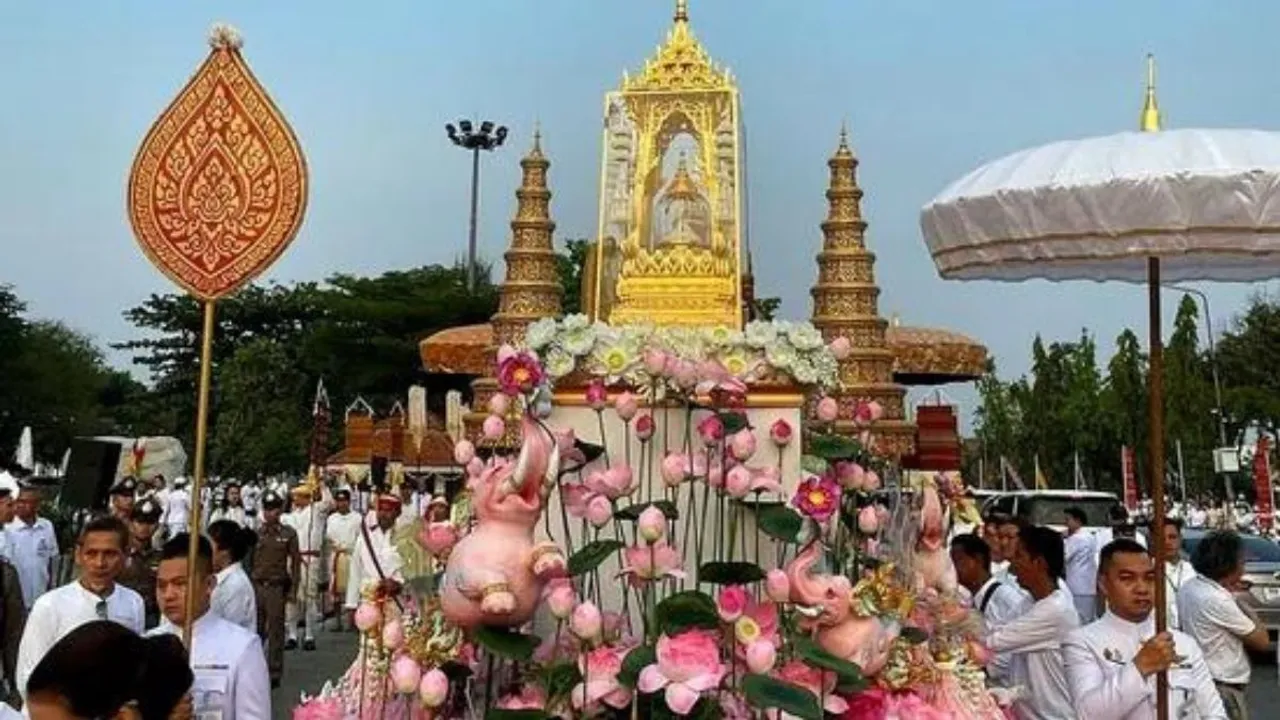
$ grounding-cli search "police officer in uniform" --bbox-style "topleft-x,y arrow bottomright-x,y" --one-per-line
117,498 -> 163,628
107,477 -> 138,524
250,490 -> 299,688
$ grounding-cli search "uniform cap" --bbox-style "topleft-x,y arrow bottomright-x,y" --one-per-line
261,491 -> 284,509
109,477 -> 138,496
131,498 -> 162,522
334,488 -> 351,501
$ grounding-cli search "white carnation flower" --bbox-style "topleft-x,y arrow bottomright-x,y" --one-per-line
787,323 -> 825,351
743,321 -> 778,348
790,356 -> 818,385
525,317 -> 558,351
561,324 -> 597,357
765,341 -> 798,371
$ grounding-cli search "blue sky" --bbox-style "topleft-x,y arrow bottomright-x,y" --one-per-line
2,0 -> 1277,421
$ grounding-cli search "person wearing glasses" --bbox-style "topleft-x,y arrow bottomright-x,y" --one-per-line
148,533 -> 270,719
24,620 -> 193,720
13,515 -> 144,705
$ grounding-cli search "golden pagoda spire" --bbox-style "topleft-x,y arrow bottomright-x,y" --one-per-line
491,132 -> 561,347
675,0 -> 689,22
809,126 -> 914,456
1140,53 -> 1162,132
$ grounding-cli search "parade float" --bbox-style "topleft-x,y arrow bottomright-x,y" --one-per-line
297,3 -> 999,718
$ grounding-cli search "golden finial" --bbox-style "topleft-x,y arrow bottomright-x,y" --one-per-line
1140,53 -> 1162,132
834,122 -> 854,158
532,121 -> 542,152
675,0 -> 689,22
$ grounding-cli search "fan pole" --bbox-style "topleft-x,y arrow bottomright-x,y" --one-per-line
1147,257 -> 1169,720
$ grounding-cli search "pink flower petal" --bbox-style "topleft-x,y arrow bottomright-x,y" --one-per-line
637,665 -> 669,694
665,682 -> 702,716
682,670 -> 724,693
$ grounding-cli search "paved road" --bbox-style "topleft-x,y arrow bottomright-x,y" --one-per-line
272,630 -> 1279,718
272,626 -> 360,719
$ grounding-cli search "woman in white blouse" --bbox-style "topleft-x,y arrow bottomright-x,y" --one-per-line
208,520 -> 259,632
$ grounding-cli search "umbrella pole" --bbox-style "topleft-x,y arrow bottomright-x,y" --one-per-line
183,300 -> 216,648
1147,257 -> 1169,720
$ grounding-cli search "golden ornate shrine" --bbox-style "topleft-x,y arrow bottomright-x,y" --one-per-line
590,0 -> 744,328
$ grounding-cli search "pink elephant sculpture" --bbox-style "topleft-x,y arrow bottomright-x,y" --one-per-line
784,542 -> 898,676
440,416 -> 567,629
913,482 -> 958,596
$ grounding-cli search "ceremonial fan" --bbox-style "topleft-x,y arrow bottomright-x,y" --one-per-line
920,56 -> 1280,719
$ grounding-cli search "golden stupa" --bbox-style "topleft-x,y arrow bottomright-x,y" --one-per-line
420,1 -> 987,455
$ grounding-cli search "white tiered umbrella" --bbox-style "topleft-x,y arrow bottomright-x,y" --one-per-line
919,58 -> 1280,720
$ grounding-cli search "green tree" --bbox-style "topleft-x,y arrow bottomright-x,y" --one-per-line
1102,328 -> 1148,492
210,338 -> 311,478
1217,292 -> 1280,441
1164,295 -> 1215,492
556,238 -> 590,316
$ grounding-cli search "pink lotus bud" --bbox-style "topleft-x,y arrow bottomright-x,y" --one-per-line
488,393 -> 511,416
765,570 -> 791,603
420,522 -> 458,558
353,602 -> 381,632
570,601 -> 603,640
674,361 -> 698,389
496,344 -> 517,364
453,440 -> 476,465
745,640 -> 777,674
635,414 -> 655,442
482,414 -> 505,440
390,655 -> 422,694
419,668 -> 449,708
729,429 -> 757,461
868,401 -> 885,422
466,457 -> 485,477
717,585 -> 749,623
661,453 -> 689,487
816,396 -> 839,423
545,579 -> 577,619
864,470 -> 881,492
585,379 -> 608,411
769,419 -> 794,447
382,619 -> 404,649
641,349 -> 666,375
836,461 -> 866,491
725,465 -> 753,499
857,505 -> 881,534
697,415 -> 725,446
614,391 -> 639,421
637,506 -> 666,544
586,496 -> 613,528
854,402 -> 874,426
706,461 -> 724,488
828,336 -> 853,360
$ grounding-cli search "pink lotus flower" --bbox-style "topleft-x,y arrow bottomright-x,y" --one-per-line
572,644 -> 633,712
586,495 -> 613,528
841,687 -> 890,720
497,349 -> 544,395
638,506 -> 666,544
835,461 -> 866,491
453,439 -> 476,465
353,602 -> 381,632
661,452 -> 706,487
614,391 -> 639,421
636,414 -> 656,442
390,655 -> 422,693
552,427 -> 587,466
697,415 -> 725,446
382,620 -> 404,649
497,684 -> 548,711
728,429 -> 757,461
733,597 -> 780,662
816,396 -> 840,423
769,419 -> 794,447
724,465 -> 782,499
643,348 -> 668,375
418,521 -> 459,558
291,697 -> 343,720
545,578 -> 577,619
867,400 -> 884,421
672,360 -> 699,390
619,541 -> 685,587
864,470 -> 881,492
857,506 -> 880,535
765,570 -> 790,603
717,585 -> 749,623
638,629 -> 727,716
775,660 -> 847,715
488,392 -> 511,416
570,601 -> 603,640
745,639 -> 777,674
828,336 -> 853,360
419,668 -> 450,707
482,414 -> 505,440
585,378 -> 608,410
887,690 -> 951,720
792,474 -> 841,522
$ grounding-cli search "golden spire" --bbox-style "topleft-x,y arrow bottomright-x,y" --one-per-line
675,0 -> 689,22
1140,53 -> 1162,132
809,125 -> 914,456
665,157 -> 700,200
491,132 -> 560,347
531,120 -> 543,157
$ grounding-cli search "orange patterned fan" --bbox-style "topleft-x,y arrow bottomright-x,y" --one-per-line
127,23 -> 308,300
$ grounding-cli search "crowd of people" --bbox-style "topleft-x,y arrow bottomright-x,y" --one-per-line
954,508 -> 1268,719
0,462 -> 448,719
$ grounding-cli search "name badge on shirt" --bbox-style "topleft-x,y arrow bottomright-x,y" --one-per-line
191,666 -> 229,720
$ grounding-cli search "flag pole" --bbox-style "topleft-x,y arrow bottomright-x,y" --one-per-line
183,301 -> 216,648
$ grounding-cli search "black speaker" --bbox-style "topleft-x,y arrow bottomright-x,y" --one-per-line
61,439 -> 122,511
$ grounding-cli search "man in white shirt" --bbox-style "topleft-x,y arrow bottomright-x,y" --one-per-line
985,524 -> 1080,720
1149,517 -> 1196,631
283,484 -> 329,650
1178,530 -> 1270,719
5,485 -> 59,608
345,494 -> 406,611
0,484 -> 15,561
325,488 -> 361,629
951,532 -> 1032,689
15,515 -> 144,702
163,477 -> 192,539
1063,507 -> 1099,623
149,532 -> 270,719
1063,537 -> 1226,719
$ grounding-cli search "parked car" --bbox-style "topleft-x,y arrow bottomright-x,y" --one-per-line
1180,529 -> 1280,644
981,490 -> 1123,536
